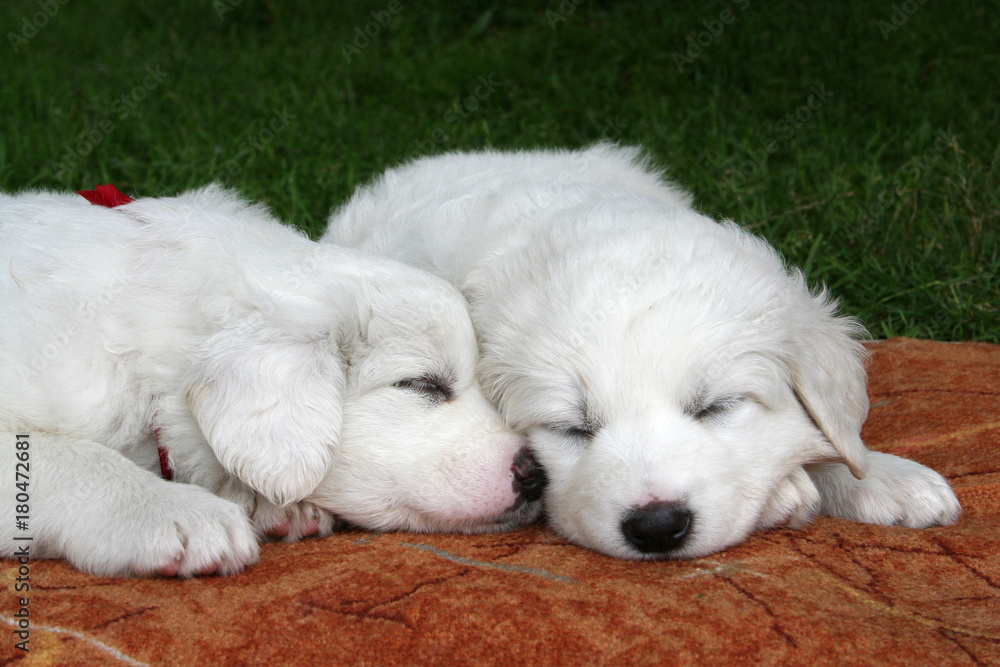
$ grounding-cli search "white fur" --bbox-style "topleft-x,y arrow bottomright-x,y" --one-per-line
0,186 -> 541,577
324,143 -> 962,560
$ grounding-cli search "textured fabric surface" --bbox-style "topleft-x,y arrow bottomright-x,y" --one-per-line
2,338 -> 997,665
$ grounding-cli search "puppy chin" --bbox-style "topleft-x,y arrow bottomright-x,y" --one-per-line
419,501 -> 544,535
333,502 -> 544,535
306,478 -> 544,535
545,511 -> 672,561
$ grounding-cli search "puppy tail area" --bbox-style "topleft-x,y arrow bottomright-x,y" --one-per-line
0,431 -> 258,577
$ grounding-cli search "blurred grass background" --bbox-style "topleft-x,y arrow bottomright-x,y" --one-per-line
1,0 -> 997,340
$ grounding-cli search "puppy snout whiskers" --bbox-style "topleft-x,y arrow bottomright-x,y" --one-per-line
622,502 -> 693,554
511,447 -> 547,502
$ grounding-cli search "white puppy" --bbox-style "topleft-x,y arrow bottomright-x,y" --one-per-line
0,185 -> 544,577
324,143 -> 962,560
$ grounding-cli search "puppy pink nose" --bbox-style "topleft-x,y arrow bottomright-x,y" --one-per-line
512,447 -> 546,502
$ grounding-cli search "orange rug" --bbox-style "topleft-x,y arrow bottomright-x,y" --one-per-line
2,338 -> 997,665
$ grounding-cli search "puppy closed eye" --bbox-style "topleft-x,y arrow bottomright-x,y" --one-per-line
549,422 -> 600,441
689,397 -> 746,423
563,425 -> 598,440
394,376 -> 453,402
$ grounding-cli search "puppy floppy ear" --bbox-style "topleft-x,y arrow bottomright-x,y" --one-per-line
788,289 -> 871,479
186,320 -> 344,506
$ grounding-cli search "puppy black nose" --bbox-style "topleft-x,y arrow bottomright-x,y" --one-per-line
621,502 -> 693,554
511,448 -> 547,502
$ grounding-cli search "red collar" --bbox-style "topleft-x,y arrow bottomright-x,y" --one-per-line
77,184 -> 134,208
153,428 -> 173,481
79,185 -> 173,480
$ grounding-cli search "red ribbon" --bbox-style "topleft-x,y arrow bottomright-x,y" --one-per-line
77,184 -> 134,208
155,428 -> 174,481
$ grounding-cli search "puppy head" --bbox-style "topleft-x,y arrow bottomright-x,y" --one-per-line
471,210 -> 870,559
307,256 -> 545,533
188,244 -> 544,531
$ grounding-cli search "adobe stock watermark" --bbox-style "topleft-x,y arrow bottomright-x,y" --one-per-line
408,74 -> 503,157
228,241 -> 332,337
722,83 -> 834,192
340,0 -> 405,63
471,124 -> 629,244
564,244 -> 674,354
597,116 -> 629,142
49,65 -> 168,180
213,0 -> 246,20
234,240 -> 461,366
7,0 -> 70,53
672,0 -> 751,72
546,0 -> 585,30
15,269 -> 131,380
11,433 -> 32,654
876,0 -> 929,39
216,108 -> 295,183
852,128 -> 954,236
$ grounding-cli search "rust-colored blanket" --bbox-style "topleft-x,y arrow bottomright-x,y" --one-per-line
2,338 -> 997,665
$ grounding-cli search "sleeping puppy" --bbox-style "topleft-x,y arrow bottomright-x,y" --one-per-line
324,143 -> 962,560
0,185 -> 544,577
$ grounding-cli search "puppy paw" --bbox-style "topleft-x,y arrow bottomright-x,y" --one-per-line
810,451 -> 961,528
67,482 -> 259,578
757,467 -> 821,531
252,498 -> 342,542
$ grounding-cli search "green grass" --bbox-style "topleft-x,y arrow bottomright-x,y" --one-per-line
2,0 -> 997,341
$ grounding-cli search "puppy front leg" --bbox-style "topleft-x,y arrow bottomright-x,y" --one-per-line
0,431 -> 258,577
158,396 -> 341,543
247,493 -> 343,542
807,451 -> 961,528
179,468 -> 342,544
